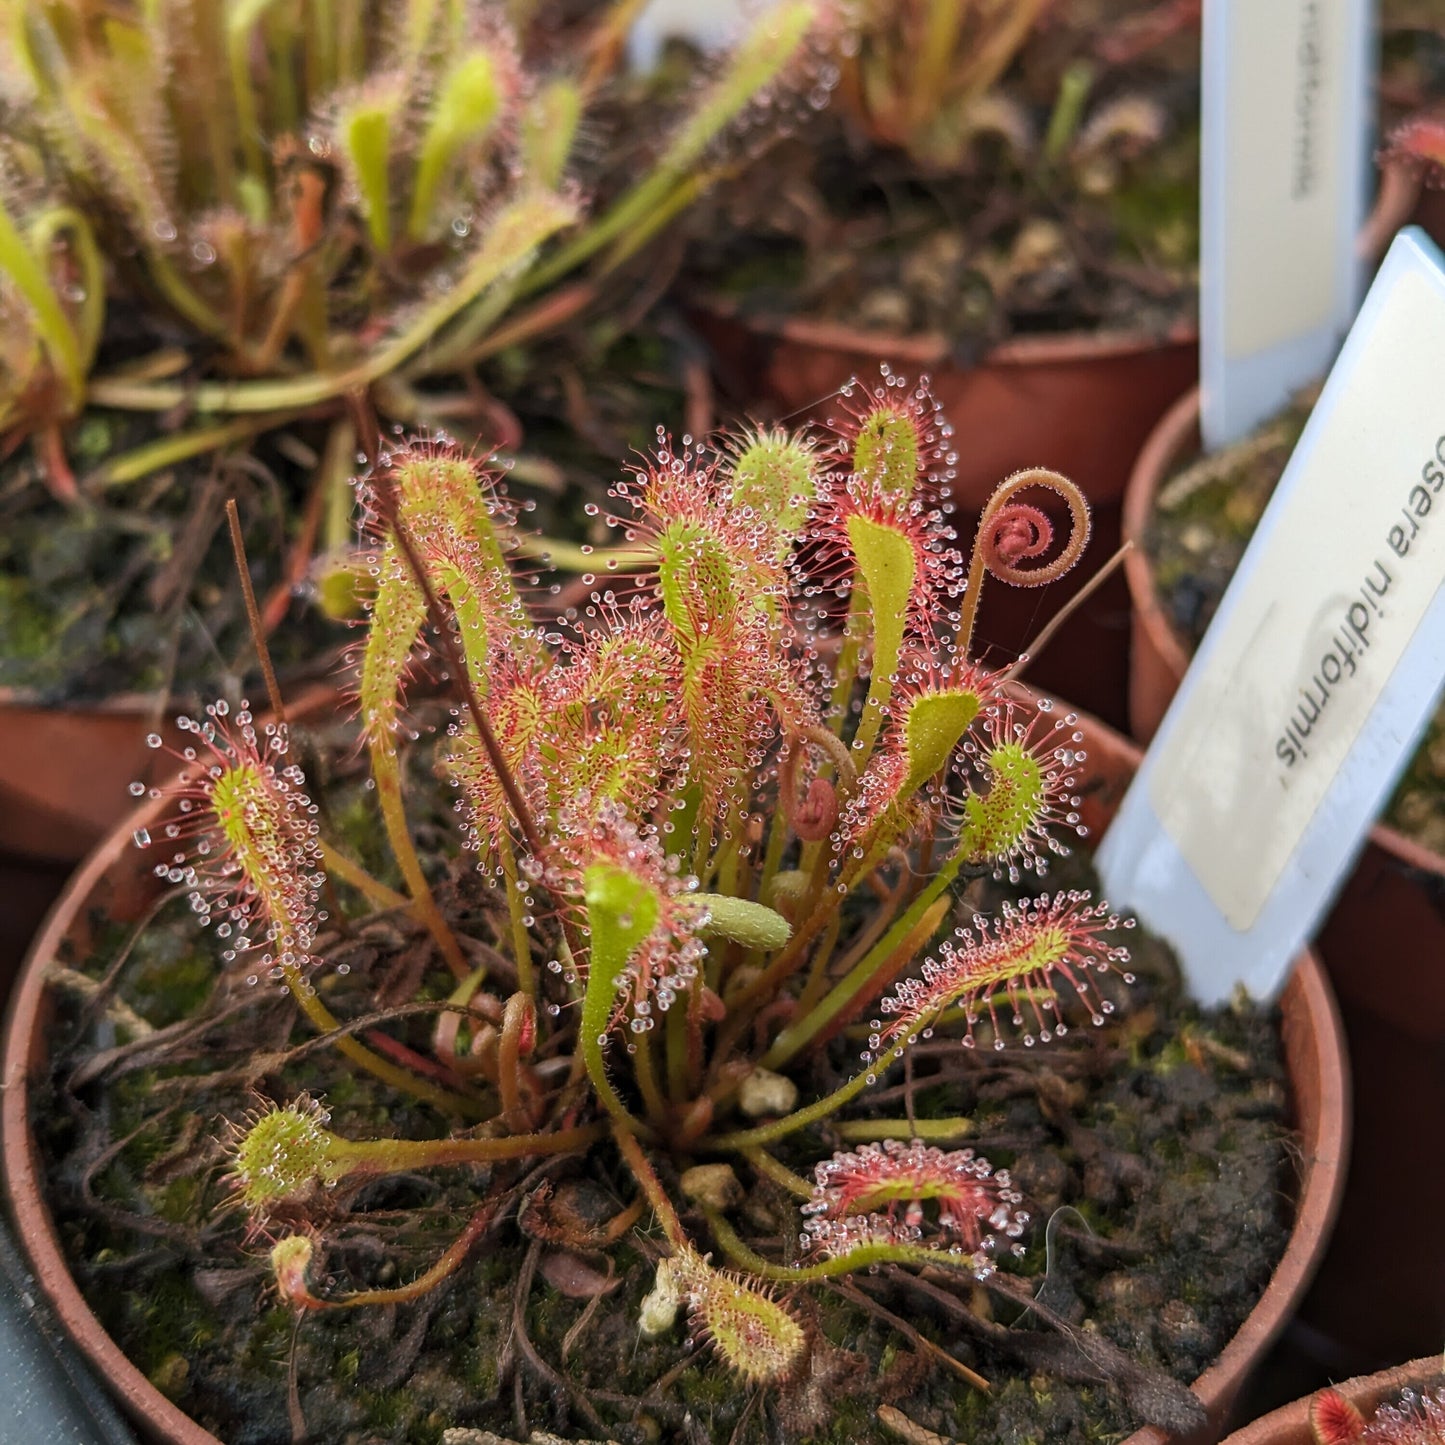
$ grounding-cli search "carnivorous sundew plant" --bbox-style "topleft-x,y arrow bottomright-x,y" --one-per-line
132,375 -> 1144,1413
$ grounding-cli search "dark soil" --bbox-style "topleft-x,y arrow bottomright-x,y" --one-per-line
33,710 -> 1296,1445
1145,392 -> 1445,856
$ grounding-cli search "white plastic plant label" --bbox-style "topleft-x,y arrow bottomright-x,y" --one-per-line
1200,0 -> 1372,451
1099,228 -> 1445,1005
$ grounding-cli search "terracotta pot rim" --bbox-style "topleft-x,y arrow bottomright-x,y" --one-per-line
1,705 -> 1348,1445
694,293 -> 1199,371
1219,1357 -> 1445,1445
2,775 -> 221,1443
1122,385 -> 1445,882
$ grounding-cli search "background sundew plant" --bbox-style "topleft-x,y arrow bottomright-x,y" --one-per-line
121,374 -> 1180,1425
0,0 -> 835,500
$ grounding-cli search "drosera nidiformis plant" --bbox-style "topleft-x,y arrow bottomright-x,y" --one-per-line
119,374 -> 1219,1431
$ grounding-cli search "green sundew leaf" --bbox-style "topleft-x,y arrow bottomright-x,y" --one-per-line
59,69 -> 168,234
0,200 -> 82,406
581,862 -> 662,1060
958,740 -> 1045,861
853,405 -> 920,500
407,47 -> 504,240
901,688 -> 983,796
358,542 -> 426,746
388,451 -> 530,694
526,0 -> 817,287
340,99 -> 395,251
846,514 -> 914,760
436,559 -> 497,694
100,16 -> 160,105
227,0 -> 280,35
399,0 -> 445,67
692,894 -> 791,952
665,782 -> 704,862
729,430 -> 816,557
657,520 -> 738,648
662,0 -> 816,178
7,7 -> 49,98
520,78 -> 582,190
27,208 -> 104,370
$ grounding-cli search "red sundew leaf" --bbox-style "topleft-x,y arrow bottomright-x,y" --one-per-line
1310,1390 -> 1366,1445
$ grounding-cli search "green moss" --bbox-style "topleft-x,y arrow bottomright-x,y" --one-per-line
157,1177 -> 205,1224
0,575 -> 59,665
812,1394 -> 878,1444
1110,130 -> 1201,267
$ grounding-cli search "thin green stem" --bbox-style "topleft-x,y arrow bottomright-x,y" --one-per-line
793,911 -> 842,1021
368,737 -> 471,980
318,842 -> 409,913
909,0 -> 968,134
521,0 -> 816,293
29,207 -> 104,370
228,1 -> 276,190
709,1039 -> 907,1151
705,1210 -> 979,1283
582,1023 -> 653,1140
333,1121 -> 604,1174
742,1147 -> 812,1199
0,200 -> 82,406
722,892 -> 834,1018
755,795 -> 791,909
496,832 -> 536,1001
632,1028 -> 671,1130
1042,59 -> 1095,164
86,194 -> 576,415
93,414 -> 303,487
323,1200 -> 496,1308
761,851 -> 963,1071
833,1117 -> 973,1144
497,991 -> 533,1127
665,991 -> 692,1105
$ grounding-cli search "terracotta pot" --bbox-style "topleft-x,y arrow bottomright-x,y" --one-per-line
1219,1359 -> 1445,1445
1122,386 -> 1445,1370
0,690 -> 179,866
1119,383 -> 1199,747
1,705 -> 1348,1445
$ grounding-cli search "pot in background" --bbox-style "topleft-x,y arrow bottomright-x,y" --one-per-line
0,691 -> 176,866
2,705 -> 1348,1445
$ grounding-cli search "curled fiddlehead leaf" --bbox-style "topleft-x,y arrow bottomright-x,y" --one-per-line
958,467 -> 1091,658
978,468 -> 1090,588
